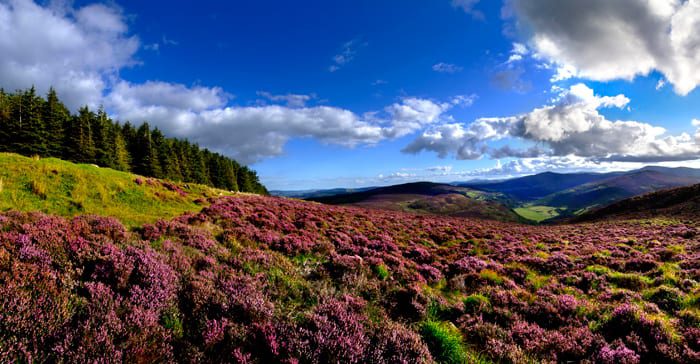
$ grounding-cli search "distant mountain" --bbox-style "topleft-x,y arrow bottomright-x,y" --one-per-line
307,167 -> 700,223
309,182 -> 523,222
575,182 -> 700,222
459,171 -> 617,200
534,169 -> 700,216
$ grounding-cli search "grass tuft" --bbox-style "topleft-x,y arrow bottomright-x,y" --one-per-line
420,320 -> 469,364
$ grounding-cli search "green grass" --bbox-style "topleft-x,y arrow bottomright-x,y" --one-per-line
373,263 -> 390,280
513,205 -> 561,223
479,269 -> 505,285
420,320 -> 490,364
0,152 -> 234,227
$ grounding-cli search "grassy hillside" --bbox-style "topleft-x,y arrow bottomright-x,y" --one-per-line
0,152 -> 233,227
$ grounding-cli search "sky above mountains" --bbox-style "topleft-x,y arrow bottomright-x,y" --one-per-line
2,0 -> 700,189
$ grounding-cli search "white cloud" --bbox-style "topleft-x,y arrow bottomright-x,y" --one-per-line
432,62 -> 463,73
404,83 -> 700,162
506,0 -> 700,95
256,91 -> 316,108
450,94 -> 478,107
506,42 -> 528,63
656,78 -> 667,90
381,97 -> 455,138
329,39 -> 364,72
107,81 -> 468,163
427,165 -> 453,173
0,0 -> 139,109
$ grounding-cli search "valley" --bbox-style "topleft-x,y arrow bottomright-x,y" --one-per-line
299,167 -> 700,224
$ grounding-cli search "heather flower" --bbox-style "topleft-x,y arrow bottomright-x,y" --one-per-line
597,343 -> 640,364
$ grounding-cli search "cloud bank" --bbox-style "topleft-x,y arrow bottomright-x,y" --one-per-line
404,83 -> 700,163
506,0 -> 700,95
0,0 -> 138,109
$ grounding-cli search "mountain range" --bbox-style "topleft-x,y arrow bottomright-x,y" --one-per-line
299,166 -> 700,223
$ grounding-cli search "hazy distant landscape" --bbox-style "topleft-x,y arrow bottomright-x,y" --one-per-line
290,166 -> 700,223
2,0 -> 700,363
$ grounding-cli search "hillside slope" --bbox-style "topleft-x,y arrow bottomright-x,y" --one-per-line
309,182 -> 523,222
576,182 -> 700,221
460,171 -> 615,200
535,170 -> 700,216
1,194 -> 699,362
0,152 -> 233,226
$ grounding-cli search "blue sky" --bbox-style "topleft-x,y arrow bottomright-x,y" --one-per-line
2,0 -> 700,189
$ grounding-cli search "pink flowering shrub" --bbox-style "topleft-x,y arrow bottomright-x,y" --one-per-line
0,194 -> 698,362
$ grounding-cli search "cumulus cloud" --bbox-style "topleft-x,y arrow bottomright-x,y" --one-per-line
506,0 -> 700,95
432,62 -> 463,73
0,0 -> 139,109
404,83 -> 700,162
107,81 -> 468,163
506,42 -> 528,63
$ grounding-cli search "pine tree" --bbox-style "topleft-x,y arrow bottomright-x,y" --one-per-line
64,107 -> 96,163
13,87 -> 46,155
237,165 -> 254,192
109,123 -> 131,171
133,123 -> 162,177
189,144 -> 209,185
91,107 -> 111,166
43,88 -> 68,157
0,89 -> 10,150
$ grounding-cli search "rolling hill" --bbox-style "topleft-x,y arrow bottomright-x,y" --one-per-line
309,181 -> 523,222
460,171 -> 617,200
306,167 -> 700,223
532,169 -> 700,217
0,152 -> 233,227
576,182 -> 700,222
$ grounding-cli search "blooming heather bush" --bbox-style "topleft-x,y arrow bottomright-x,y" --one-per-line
0,194 -> 699,362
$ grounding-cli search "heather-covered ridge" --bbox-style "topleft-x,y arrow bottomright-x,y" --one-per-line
577,183 -> 700,222
1,195 -> 700,362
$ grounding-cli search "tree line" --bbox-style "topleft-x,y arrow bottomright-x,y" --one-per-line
0,87 -> 267,194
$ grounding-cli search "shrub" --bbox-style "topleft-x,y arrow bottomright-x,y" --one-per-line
644,286 -> 683,312
463,294 -> 490,313
607,272 -> 652,290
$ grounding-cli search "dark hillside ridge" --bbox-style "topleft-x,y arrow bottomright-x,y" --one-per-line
536,170 -> 700,215
309,181 -> 524,222
0,87 -> 266,194
310,182 -> 466,205
575,182 -> 700,222
459,171 -> 616,200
